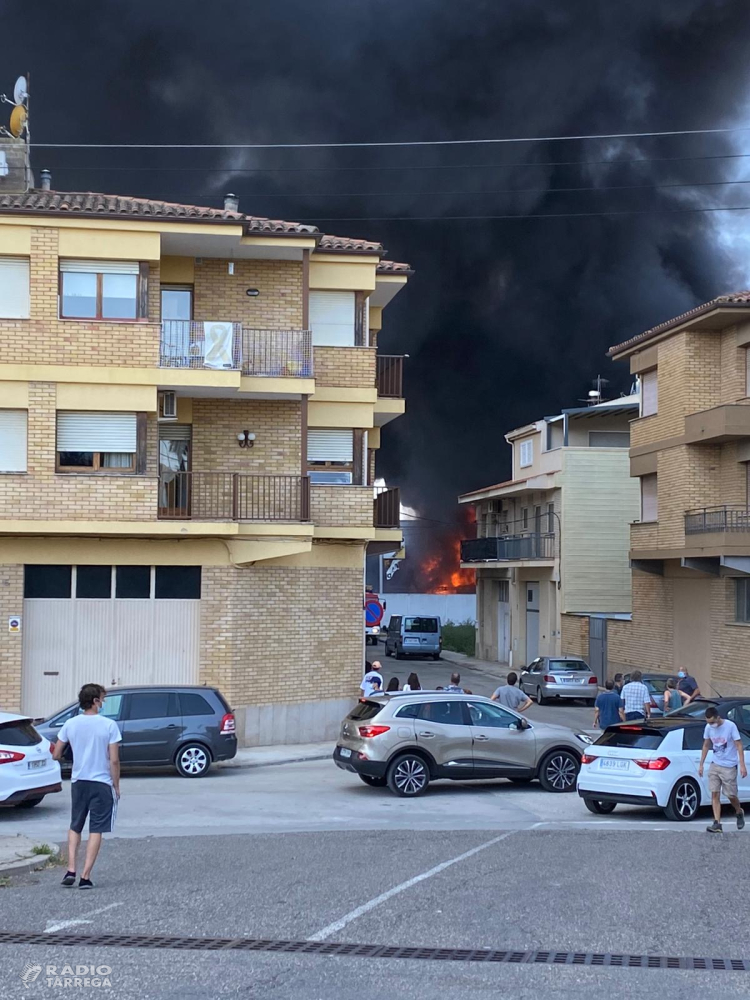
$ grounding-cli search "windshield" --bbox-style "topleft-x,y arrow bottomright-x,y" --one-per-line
404,617 -> 438,633
645,678 -> 668,694
548,660 -> 590,673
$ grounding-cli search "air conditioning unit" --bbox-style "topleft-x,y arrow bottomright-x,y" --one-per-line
487,500 -> 502,513
158,391 -> 177,421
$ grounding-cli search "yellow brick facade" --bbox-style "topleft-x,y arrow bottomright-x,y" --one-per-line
193,257 -> 303,329
310,485 -> 374,527
314,346 -> 376,388
191,398 -> 302,477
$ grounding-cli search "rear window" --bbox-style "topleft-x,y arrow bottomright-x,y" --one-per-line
0,720 -> 42,746
404,617 -> 438,633
596,727 -> 664,750
548,660 -> 590,673
180,693 -> 214,717
645,678 -> 668,694
348,700 -> 384,721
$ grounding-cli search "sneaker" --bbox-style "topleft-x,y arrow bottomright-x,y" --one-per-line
61,871 -> 76,887
707,821 -> 723,834
78,877 -> 94,890
737,811 -> 745,831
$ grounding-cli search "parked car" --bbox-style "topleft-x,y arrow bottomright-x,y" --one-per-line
0,712 -> 62,809
667,697 -> 750,732
37,685 -> 237,778
333,691 -> 592,796
384,615 -> 442,660
366,624 -> 382,646
519,656 -> 599,705
622,671 -> 673,715
577,716 -> 750,821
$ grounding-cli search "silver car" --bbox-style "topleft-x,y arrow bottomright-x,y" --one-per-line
333,691 -> 592,796
520,656 -> 599,706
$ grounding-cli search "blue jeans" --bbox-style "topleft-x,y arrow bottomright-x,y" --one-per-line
625,711 -> 645,721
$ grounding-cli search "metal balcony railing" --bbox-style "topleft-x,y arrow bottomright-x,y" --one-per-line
159,472 -> 310,522
241,328 -> 313,378
376,355 -> 405,398
461,517 -> 556,562
685,505 -> 750,535
374,487 -> 400,528
160,320 -> 242,370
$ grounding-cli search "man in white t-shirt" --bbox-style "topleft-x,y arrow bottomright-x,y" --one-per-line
699,706 -> 746,834
53,683 -> 122,888
361,661 -> 384,698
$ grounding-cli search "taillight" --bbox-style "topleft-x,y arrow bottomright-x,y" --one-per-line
0,750 -> 24,764
543,675 -> 557,683
581,754 -> 598,765
49,742 -> 55,754
358,725 -> 391,738
220,713 -> 235,735
634,757 -> 671,770
588,676 -> 598,685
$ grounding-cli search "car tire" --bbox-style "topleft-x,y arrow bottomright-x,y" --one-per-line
384,645 -> 392,657
584,799 -> 616,815
538,750 -> 579,792
359,774 -> 387,788
175,743 -> 212,778
432,653 -> 440,661
15,796 -> 44,809
536,687 -> 547,706
664,777 -> 700,822
387,754 -> 430,797
396,649 -> 404,660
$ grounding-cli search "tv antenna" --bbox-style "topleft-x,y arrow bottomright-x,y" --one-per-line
578,374 -> 610,405
0,73 -> 29,141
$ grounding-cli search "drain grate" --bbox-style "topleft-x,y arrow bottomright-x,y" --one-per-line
0,931 -> 747,973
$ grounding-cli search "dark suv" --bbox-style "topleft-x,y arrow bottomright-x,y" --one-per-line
37,686 -> 237,777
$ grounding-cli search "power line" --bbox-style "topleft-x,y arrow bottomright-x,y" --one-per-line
29,124 -> 750,149
292,203 -> 750,222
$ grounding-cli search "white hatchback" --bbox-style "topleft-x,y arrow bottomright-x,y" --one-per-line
577,718 -> 750,822
0,712 -> 62,809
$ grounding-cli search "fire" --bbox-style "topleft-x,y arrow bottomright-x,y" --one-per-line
420,519 -> 476,595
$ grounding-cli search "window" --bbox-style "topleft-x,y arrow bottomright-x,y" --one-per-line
100,694 -> 124,721
75,565 -> 112,599
522,507 -> 529,529
161,286 -> 193,320
640,369 -> 658,417
736,579 -> 750,623
310,291 -> 356,346
116,566 -> 151,599
308,429 -> 354,484
24,565 -> 72,598
56,411 -> 137,472
547,502 -> 555,533
348,701 -> 385,721
596,728 -> 664,750
404,617 -> 438,633
395,703 -> 421,719
519,439 -> 533,468
60,260 -> 143,320
0,720 -> 41,746
154,565 -> 201,599
588,431 -> 630,448
497,580 -> 509,602
127,692 -> 173,721
467,702 -> 518,728
640,473 -> 658,522
416,701 -> 467,726
0,409 -> 27,472
683,727 -> 706,751
727,703 -> 750,734
179,693 -> 213,716
0,256 -> 29,318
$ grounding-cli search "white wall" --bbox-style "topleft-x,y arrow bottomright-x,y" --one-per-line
382,593 -> 477,625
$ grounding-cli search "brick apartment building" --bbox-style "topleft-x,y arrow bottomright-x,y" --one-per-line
606,292 -> 750,694
0,145 -> 408,744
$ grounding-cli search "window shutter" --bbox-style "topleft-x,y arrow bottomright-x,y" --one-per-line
641,369 -> 658,416
57,412 -> 137,452
60,260 -> 140,274
641,473 -> 658,522
158,424 -> 192,441
0,409 -> 27,471
307,429 -> 353,462
309,291 -> 356,347
0,257 -> 30,318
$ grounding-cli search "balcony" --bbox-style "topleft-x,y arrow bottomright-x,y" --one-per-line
684,405 -> 750,445
376,355 -> 405,398
461,527 -> 556,563
159,321 -> 313,378
374,487 -> 400,528
685,506 -> 750,535
159,472 -> 310,522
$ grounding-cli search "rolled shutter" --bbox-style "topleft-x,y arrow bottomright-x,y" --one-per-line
641,473 -> 658,522
641,370 -> 658,416
0,256 -> 30,318
307,429 -> 353,462
57,412 -> 137,452
60,260 -> 140,274
158,424 -> 192,441
0,409 -> 27,471
309,291 -> 355,347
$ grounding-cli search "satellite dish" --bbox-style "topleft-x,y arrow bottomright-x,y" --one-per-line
13,76 -> 27,106
9,103 -> 26,138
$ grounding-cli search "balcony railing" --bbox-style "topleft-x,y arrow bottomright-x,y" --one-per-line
685,505 -> 750,535
374,487 -> 400,528
159,472 -> 310,521
159,321 -> 313,378
376,355 -> 405,398
461,525 -> 556,562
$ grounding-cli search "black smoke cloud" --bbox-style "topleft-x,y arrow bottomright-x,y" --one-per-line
9,0 -> 750,575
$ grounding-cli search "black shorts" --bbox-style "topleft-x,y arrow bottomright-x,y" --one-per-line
70,780 -> 117,834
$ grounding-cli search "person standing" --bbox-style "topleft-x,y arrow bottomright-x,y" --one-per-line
620,670 -> 651,721
52,684 -> 121,889
663,678 -> 685,713
699,706 -> 746,833
677,670 -> 701,704
613,673 -> 624,696
594,679 -> 625,729
360,661 -> 384,697
403,672 -> 421,692
491,672 -> 532,712
445,673 -> 464,693
385,677 -> 400,692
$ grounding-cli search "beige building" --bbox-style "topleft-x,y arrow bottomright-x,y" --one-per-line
607,291 -> 750,695
0,150 -> 409,744
458,396 -> 640,675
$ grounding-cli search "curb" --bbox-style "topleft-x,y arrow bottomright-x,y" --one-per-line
0,846 -> 63,877
219,752 -> 331,771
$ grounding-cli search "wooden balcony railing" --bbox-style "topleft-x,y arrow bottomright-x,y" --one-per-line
376,355 -> 405,398
374,487 -> 400,528
159,472 -> 310,521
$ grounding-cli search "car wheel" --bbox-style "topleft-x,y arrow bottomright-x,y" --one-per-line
359,774 -> 387,788
584,799 -> 616,815
384,645 -> 392,657
432,653 -> 441,661
538,750 -> 579,792
175,743 -> 212,778
664,777 -> 700,822
536,687 -> 547,706
15,796 -> 44,809
387,754 -> 430,797
396,649 -> 404,660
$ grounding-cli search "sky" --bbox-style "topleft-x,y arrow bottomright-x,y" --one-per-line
9,0 -> 750,587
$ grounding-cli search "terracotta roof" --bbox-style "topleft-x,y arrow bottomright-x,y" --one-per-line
377,260 -> 413,275
317,233 -> 383,253
608,291 -> 750,357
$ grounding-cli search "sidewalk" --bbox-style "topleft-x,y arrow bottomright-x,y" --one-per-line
0,834 -> 55,875
440,648 -> 508,679
219,742 -> 331,770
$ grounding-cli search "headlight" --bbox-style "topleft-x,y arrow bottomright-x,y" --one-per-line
575,732 -> 593,745
372,626 -> 379,633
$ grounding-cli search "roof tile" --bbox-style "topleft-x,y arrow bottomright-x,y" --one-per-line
609,291 -> 750,356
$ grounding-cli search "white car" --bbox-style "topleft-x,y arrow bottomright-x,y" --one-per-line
0,712 -> 62,809
577,717 -> 750,822
366,625 -> 381,646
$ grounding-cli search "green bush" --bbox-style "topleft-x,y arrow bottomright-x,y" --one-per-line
441,620 -> 476,656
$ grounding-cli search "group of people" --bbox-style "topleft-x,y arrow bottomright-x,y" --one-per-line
593,669 -> 701,727
360,663 -> 473,697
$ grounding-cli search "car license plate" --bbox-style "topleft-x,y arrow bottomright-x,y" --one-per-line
404,637 -> 420,645
339,748 -> 352,759
28,759 -> 47,770
600,758 -> 629,771
563,677 -> 583,683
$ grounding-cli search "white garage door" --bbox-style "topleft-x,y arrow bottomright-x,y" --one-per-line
21,599 -> 200,719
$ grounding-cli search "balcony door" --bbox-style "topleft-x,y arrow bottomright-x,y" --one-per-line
159,424 -> 192,516
161,286 -> 193,363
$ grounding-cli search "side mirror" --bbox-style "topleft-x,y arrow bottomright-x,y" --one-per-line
513,718 -> 530,731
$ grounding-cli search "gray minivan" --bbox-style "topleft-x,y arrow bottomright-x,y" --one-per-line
36,685 -> 237,777
384,615 -> 442,660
